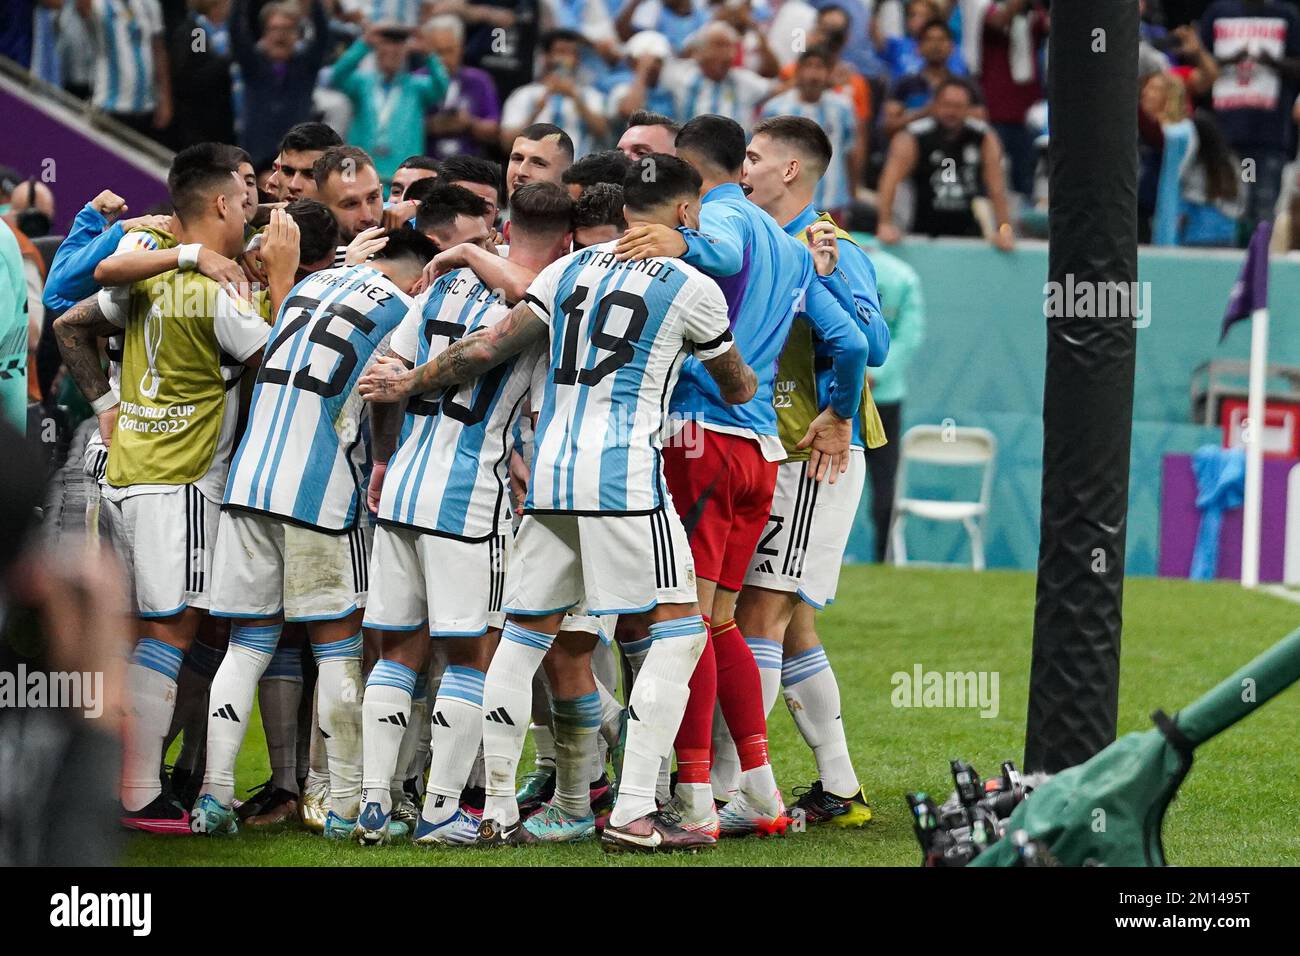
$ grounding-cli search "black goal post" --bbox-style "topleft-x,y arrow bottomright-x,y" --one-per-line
1024,0 -> 1139,773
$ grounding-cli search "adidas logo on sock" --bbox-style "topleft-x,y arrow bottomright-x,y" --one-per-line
485,707 -> 514,725
755,560 -> 774,575
211,704 -> 239,722
433,711 -> 451,728
380,712 -> 408,727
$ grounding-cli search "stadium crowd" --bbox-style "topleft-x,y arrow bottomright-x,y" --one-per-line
2,0 -> 1300,855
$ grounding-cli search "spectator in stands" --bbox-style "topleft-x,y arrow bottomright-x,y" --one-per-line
231,0 -> 331,169
343,0 -> 435,27
423,15 -> 502,161
615,0 -> 712,49
540,0 -> 622,90
560,149 -> 632,199
388,155 -> 439,204
438,155 -> 504,226
9,180 -> 56,238
876,78 -> 1014,249
56,1 -> 96,101
777,5 -> 873,127
609,30 -> 677,128
965,0 -> 1048,198
878,0 -> 966,80
882,19 -> 983,140
267,121 -> 343,201
856,231 -> 924,562
1200,0 -> 1300,234
659,21 -> 773,132
616,109 -> 679,160
1181,111 -> 1244,246
571,181 -> 626,247
761,47 -> 862,220
1143,70 -> 1195,244
169,0 -> 236,149
457,0 -> 541,101
329,22 -> 450,185
77,0 -> 173,142
505,122 -> 573,198
499,29 -> 609,158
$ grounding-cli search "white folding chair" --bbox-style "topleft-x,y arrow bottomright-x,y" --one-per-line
886,425 -> 998,571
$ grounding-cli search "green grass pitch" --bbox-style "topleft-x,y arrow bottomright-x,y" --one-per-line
125,565 -> 1300,867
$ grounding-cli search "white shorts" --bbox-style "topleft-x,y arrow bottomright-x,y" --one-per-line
209,510 -> 371,622
108,485 -> 218,618
743,448 -> 866,608
364,525 -> 509,637
505,508 -> 696,616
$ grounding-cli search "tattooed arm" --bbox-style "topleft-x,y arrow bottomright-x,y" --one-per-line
53,295 -> 121,444
358,301 -> 548,403
701,345 -> 758,406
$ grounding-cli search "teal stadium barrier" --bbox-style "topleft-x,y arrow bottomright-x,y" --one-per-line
844,238 -> 1300,575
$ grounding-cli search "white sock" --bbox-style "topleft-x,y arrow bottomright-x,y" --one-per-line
482,622 -> 552,826
530,670 -> 555,770
314,633 -> 364,820
622,634 -> 652,683
305,683 -> 328,790
259,644 -> 302,794
709,702 -> 741,801
676,781 -> 715,821
360,659 -> 416,819
552,692 -> 601,818
747,636 -> 784,716
122,639 -> 185,812
783,646 -> 858,797
594,677 -> 621,778
422,665 -> 486,826
202,623 -> 281,806
610,616 -> 707,828
393,670 -> 429,803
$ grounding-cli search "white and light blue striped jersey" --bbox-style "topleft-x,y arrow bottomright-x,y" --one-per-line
367,0 -> 425,26
661,59 -> 772,133
225,265 -> 413,532
760,89 -> 856,211
500,83 -> 608,160
89,0 -> 164,115
378,267 -> 541,540
522,241 -> 733,515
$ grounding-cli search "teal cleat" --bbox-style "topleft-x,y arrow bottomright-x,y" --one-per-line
522,802 -> 596,843
189,794 -> 239,837
516,767 -> 555,818
323,811 -> 358,841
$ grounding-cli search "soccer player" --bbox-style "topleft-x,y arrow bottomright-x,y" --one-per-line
388,155 -> 439,204
759,48 -> 862,222
53,144 -> 272,832
505,124 -> 574,199
613,114 -> 870,836
355,181 -> 574,846
191,228 -> 437,839
413,183 -> 494,250
572,183 -> 627,249
436,156 -> 503,228
729,115 -> 890,825
560,150 -> 633,200
313,146 -> 386,268
267,122 -> 343,201
615,109 -> 679,161
358,155 -> 759,852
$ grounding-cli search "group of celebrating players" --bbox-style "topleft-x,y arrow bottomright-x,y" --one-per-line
52,105 -> 890,854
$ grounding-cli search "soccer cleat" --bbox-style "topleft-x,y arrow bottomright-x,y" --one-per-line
121,793 -> 194,835
413,807 -> 483,846
791,780 -> 873,828
353,801 -> 393,846
299,777 -> 329,833
664,792 -> 721,840
522,802 -> 596,842
718,787 -> 790,837
475,816 -> 538,846
515,767 -> 555,817
601,810 -> 716,854
189,794 -> 239,837
589,775 -> 615,818
323,811 -> 358,840
391,793 -> 419,835
239,781 -> 300,827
